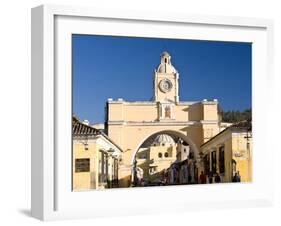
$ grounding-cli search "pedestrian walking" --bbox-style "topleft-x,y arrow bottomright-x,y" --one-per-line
237,171 -> 241,182
232,172 -> 239,182
199,171 -> 206,184
214,172 -> 221,183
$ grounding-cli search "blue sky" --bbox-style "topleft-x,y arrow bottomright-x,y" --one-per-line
72,35 -> 252,124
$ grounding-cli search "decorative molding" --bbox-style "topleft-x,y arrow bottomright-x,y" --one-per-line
201,101 -> 219,105
200,120 -> 219,124
108,100 -> 202,106
176,101 -> 198,105
108,120 -> 204,127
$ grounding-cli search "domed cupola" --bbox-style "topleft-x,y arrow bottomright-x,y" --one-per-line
152,134 -> 176,146
157,51 -> 177,74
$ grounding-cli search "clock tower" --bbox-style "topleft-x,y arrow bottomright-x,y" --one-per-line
153,52 -> 179,104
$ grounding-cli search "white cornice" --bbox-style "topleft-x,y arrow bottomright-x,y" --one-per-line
107,100 -> 201,106
177,101 -> 198,105
200,120 -> 219,125
201,101 -> 219,105
107,120 -> 206,126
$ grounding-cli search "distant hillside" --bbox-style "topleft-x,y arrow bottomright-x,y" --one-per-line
221,108 -> 251,123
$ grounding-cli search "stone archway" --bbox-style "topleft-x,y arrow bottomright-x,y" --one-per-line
129,130 -> 201,187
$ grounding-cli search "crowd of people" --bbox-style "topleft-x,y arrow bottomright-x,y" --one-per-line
133,158 -> 241,187
160,159 -> 197,185
198,171 -> 241,184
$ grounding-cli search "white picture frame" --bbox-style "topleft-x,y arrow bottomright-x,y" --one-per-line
31,4 -> 274,221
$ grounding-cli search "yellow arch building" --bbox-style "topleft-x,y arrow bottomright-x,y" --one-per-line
105,52 -> 224,187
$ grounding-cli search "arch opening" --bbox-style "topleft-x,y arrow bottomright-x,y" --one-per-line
131,130 -> 200,187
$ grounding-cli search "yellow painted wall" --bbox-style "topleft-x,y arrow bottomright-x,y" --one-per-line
109,124 -> 203,165
118,165 -> 132,188
188,103 -> 203,121
107,125 -> 124,148
135,145 -> 177,181
203,103 -> 219,121
223,138 -> 233,182
107,100 -> 220,187
174,105 -> 189,121
201,129 -> 252,183
123,104 -> 158,121
73,138 -> 122,190
72,141 -> 98,191
108,101 -> 219,123
202,124 -> 220,143
232,133 -> 252,182
107,103 -> 124,121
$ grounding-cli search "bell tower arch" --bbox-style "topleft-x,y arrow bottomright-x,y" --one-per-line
105,51 -> 221,188
153,51 -> 179,103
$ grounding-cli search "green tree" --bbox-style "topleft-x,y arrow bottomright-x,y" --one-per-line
221,108 -> 251,123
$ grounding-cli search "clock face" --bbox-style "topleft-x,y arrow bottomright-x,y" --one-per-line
159,79 -> 173,93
